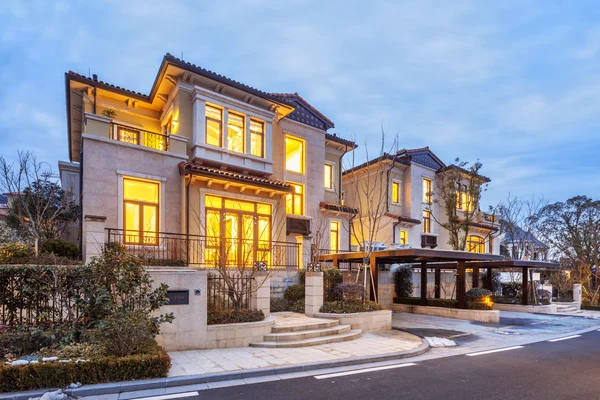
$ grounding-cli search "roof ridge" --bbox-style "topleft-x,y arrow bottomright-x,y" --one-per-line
269,92 -> 335,128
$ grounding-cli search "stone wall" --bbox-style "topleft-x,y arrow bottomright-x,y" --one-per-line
206,317 -> 275,349
270,269 -> 301,298
314,310 -> 392,332
390,303 -> 500,323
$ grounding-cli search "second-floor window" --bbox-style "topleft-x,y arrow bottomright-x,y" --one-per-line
423,178 -> 432,204
227,112 -> 245,153
286,183 -> 304,215
206,105 -> 222,147
391,181 -> 400,204
123,178 -> 159,245
250,120 -> 264,158
422,210 -> 431,233
324,163 -> 333,190
467,235 -> 485,253
286,136 -> 304,174
399,230 -> 408,245
330,221 -> 340,253
456,184 -> 474,212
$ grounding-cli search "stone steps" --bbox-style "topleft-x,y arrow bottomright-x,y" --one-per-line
271,319 -> 340,333
250,329 -> 362,348
263,324 -> 352,342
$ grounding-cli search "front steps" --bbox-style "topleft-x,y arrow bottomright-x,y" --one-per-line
250,313 -> 362,348
554,302 -> 582,314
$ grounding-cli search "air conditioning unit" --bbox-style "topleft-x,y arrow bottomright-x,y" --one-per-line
421,234 -> 438,249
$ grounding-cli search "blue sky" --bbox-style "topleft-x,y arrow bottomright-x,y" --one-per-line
1,1 -> 600,208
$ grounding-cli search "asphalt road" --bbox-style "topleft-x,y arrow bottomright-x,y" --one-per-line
183,330 -> 600,400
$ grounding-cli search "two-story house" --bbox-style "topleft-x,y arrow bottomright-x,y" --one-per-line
59,53 -> 355,269
342,147 -> 500,254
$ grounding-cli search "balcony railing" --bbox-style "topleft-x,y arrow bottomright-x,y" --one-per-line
106,228 -> 300,269
111,123 -> 170,152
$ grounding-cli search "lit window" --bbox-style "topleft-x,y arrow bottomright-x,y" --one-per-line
250,119 -> 264,158
227,112 -> 245,153
467,235 -> 485,253
456,184 -> 474,212
423,178 -> 432,204
123,178 -> 159,245
324,163 -> 333,189
286,136 -> 304,173
392,181 -> 400,204
117,126 -> 140,145
422,210 -> 431,233
286,183 -> 304,215
399,230 -> 408,245
330,221 -> 340,253
206,105 -> 222,147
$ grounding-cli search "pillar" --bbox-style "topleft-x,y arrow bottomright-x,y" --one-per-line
420,261 -> 428,305
251,272 -> 271,317
84,215 -> 106,264
305,271 -> 324,316
472,266 -> 480,288
434,268 -> 441,299
370,255 -> 379,303
486,268 -> 493,292
521,267 -> 529,306
573,283 -> 583,305
457,261 -> 466,309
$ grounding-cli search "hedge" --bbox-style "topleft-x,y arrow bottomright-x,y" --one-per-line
320,301 -> 381,313
207,309 -> 265,325
393,297 -> 458,308
582,304 -> 600,311
270,298 -> 305,313
0,350 -> 171,392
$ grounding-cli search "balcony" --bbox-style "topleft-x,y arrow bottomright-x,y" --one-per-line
106,228 -> 300,269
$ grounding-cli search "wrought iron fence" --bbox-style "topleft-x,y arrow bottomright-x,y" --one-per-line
207,273 -> 252,311
323,272 -> 343,303
106,229 -> 300,269
111,122 -> 170,152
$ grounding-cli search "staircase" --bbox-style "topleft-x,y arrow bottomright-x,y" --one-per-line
250,313 -> 362,348
554,302 -> 582,314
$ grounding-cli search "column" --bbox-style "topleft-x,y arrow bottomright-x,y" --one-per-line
521,267 -> 529,306
457,261 -> 466,309
222,108 -> 229,151
305,271 -> 324,316
191,96 -> 206,147
573,283 -> 583,305
434,268 -> 441,299
420,261 -> 428,305
370,255 -> 378,303
245,115 -> 252,156
84,215 -> 106,264
252,272 -> 271,317
472,266 -> 480,288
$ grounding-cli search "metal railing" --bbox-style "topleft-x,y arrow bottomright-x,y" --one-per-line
207,273 -> 252,311
111,122 -> 170,152
106,229 -> 300,269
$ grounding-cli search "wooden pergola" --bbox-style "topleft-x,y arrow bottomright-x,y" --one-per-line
319,249 -> 559,309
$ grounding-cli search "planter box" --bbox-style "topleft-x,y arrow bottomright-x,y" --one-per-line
391,304 -> 499,323
206,316 -> 275,349
493,303 -> 558,314
314,310 -> 392,332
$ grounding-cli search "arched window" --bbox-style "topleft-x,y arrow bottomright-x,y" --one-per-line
466,235 -> 485,253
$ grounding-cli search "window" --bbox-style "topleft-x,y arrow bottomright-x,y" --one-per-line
423,178 -> 432,204
467,235 -> 485,253
324,163 -> 333,189
227,112 -> 245,153
455,184 -> 474,212
391,181 -> 400,204
117,126 -> 140,145
330,221 -> 340,253
286,183 -> 304,215
123,178 -> 159,245
286,136 -> 304,173
250,119 -> 265,158
399,230 -> 408,245
422,210 -> 431,233
205,105 -> 222,147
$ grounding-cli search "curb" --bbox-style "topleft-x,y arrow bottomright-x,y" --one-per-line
0,341 -> 430,400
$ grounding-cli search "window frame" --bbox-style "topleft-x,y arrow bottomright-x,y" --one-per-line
330,220 -> 340,253
422,210 -> 432,233
423,178 -> 433,204
399,229 -> 408,245
286,182 -> 304,215
391,180 -> 401,204
122,177 -> 160,246
466,235 -> 485,254
250,118 -> 265,158
285,135 -> 305,174
205,104 -> 223,147
324,163 -> 334,190
227,111 -> 246,153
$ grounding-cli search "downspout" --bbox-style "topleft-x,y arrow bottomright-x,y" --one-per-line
392,221 -> 400,244
338,145 -> 349,204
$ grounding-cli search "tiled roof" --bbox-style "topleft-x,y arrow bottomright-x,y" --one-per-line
320,202 -> 358,214
343,153 -> 410,176
469,221 -> 499,232
270,93 -> 334,130
178,162 -> 293,192
384,212 -> 422,225
437,164 -> 491,183
398,146 -> 446,170
325,133 -> 356,148
66,70 -> 150,100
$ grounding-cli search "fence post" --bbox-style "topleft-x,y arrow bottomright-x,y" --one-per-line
305,271 -> 324,316
83,215 -> 106,264
252,272 -> 271,317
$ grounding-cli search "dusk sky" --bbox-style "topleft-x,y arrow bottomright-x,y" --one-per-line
2,1 -> 600,208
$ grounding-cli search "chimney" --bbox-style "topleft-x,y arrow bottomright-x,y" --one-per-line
92,74 -> 98,82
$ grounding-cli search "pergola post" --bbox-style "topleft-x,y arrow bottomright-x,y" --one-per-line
420,261 -> 428,305
434,268 -> 441,299
486,268 -> 493,292
521,267 -> 529,306
472,266 -> 480,288
370,255 -> 378,303
457,261 -> 466,309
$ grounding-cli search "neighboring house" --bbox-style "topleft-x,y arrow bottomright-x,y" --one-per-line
342,147 -> 500,254
0,194 -> 8,221
60,53 -> 356,268
501,225 -> 548,261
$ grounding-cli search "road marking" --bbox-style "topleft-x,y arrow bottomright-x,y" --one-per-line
548,335 -> 581,342
466,346 -> 524,357
136,392 -> 199,400
314,363 -> 417,379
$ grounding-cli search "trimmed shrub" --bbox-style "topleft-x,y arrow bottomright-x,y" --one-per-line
298,270 -> 306,285
320,301 -> 381,314
0,324 -> 75,360
207,309 -> 265,325
393,296 -> 421,306
582,304 -> 600,311
333,283 -> 364,302
393,297 -> 457,308
284,284 -> 305,302
0,242 -> 34,263
393,266 -> 413,298
0,349 -> 171,392
466,288 -> 493,310
270,298 -> 305,313
40,239 -> 79,259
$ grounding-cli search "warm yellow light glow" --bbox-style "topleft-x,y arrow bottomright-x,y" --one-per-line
324,164 -> 333,189
330,221 -> 340,253
400,230 -> 408,245
123,178 -> 159,245
423,178 -> 432,204
286,136 -> 304,173
205,105 -> 222,147
227,112 -> 245,153
392,181 -> 400,204
286,183 -> 303,215
250,119 -> 264,158
466,235 -> 485,253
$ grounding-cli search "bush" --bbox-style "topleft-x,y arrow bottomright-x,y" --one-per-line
0,349 -> 171,392
40,239 -> 79,259
298,270 -> 306,285
333,283 -> 364,302
466,288 -> 493,310
0,242 -> 34,263
284,284 -> 305,302
0,324 -> 75,360
582,304 -> 600,311
394,266 -> 413,298
207,309 -> 265,325
320,301 -> 381,314
393,297 -> 421,305
270,298 -> 290,312
481,270 -> 502,293
393,297 -> 457,308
